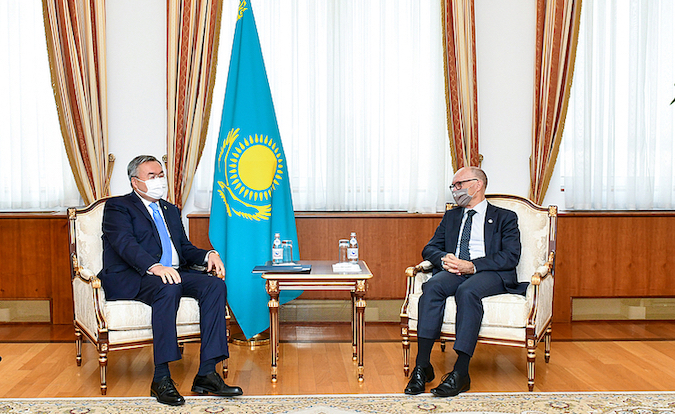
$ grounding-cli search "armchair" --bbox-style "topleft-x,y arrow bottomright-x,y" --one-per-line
68,198 -> 229,395
400,194 -> 557,391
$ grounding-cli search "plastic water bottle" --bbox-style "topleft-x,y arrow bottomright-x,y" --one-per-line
272,233 -> 283,264
347,232 -> 359,263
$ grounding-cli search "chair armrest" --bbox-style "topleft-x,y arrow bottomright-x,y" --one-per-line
401,261 -> 434,317
73,264 -> 104,290
77,267 -> 96,281
527,251 -> 555,336
189,264 -> 225,280
404,260 -> 433,278
72,267 -> 108,336
530,251 -> 555,285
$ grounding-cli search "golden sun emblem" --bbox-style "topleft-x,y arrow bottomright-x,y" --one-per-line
216,128 -> 283,221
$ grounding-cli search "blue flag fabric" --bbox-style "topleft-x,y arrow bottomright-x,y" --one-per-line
209,0 -> 301,339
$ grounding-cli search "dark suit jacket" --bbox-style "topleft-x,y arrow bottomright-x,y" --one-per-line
422,201 -> 527,294
99,192 -> 209,300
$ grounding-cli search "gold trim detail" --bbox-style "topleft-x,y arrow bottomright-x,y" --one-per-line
231,331 -> 270,347
356,280 -> 366,292
267,280 -> 279,294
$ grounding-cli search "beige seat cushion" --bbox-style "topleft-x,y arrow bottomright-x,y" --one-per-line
105,297 -> 200,331
407,288 -> 532,330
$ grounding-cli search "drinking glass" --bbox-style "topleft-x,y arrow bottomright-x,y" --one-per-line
281,240 -> 293,263
338,239 -> 349,263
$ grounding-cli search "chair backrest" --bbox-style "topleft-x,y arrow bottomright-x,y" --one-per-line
485,195 -> 557,283
68,198 -> 108,277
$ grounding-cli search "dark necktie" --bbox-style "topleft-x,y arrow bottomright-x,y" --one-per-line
150,202 -> 173,266
458,209 -> 476,260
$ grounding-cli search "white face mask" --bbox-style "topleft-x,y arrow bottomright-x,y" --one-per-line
136,176 -> 168,200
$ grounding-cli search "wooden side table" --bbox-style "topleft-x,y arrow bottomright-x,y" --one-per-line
261,260 -> 373,383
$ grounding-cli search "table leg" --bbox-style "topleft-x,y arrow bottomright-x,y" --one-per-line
351,291 -> 357,360
355,279 -> 367,382
266,280 -> 280,383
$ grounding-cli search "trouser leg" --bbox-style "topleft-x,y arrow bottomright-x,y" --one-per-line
415,271 -> 465,364
136,275 -> 183,365
453,270 -> 506,356
416,271 -> 465,339
180,271 -> 229,364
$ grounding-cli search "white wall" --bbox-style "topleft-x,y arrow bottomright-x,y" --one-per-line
475,0 -> 564,209
106,0 -> 566,218
106,0 -> 166,196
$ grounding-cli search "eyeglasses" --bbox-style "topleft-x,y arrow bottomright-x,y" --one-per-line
133,172 -> 165,180
450,178 -> 477,190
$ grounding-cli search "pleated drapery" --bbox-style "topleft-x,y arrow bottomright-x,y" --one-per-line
166,0 -> 223,209
441,0 -> 480,171
529,0 -> 582,204
42,0 -> 114,205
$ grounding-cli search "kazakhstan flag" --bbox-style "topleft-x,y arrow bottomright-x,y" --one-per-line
209,0 -> 300,339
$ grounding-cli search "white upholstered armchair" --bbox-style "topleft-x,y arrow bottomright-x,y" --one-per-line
400,194 -> 557,391
68,198 -> 229,395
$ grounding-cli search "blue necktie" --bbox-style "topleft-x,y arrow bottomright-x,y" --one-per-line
150,202 -> 172,267
458,209 -> 476,260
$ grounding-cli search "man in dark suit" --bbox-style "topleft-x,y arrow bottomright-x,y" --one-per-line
99,155 -> 242,406
404,166 -> 526,397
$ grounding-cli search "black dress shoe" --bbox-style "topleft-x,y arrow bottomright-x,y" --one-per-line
151,376 -> 185,406
430,370 -> 470,397
192,371 -> 243,396
404,365 -> 435,395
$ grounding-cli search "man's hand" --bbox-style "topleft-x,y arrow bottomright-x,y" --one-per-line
442,253 -> 475,276
207,251 -> 226,279
149,264 -> 182,284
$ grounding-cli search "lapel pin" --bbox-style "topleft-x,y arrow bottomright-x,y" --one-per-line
488,218 -> 493,224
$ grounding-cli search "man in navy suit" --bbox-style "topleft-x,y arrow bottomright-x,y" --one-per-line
100,155 -> 242,406
404,166 -> 526,397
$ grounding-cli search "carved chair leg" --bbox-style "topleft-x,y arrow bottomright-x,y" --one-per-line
545,326 -> 552,363
179,342 -> 185,355
527,346 -> 536,392
75,326 -> 83,367
99,347 -> 108,395
402,336 -> 410,377
222,358 -> 229,379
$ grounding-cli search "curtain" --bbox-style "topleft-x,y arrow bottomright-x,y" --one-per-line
529,0 -> 582,204
42,0 -> 114,205
0,0 -> 80,210
441,0 -> 480,171
166,0 -> 223,209
192,0 -> 450,213
562,0 -> 675,209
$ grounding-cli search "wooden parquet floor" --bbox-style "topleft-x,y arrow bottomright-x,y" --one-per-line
1,321 -> 675,398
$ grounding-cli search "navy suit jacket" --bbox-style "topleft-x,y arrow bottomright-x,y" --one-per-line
99,192 -> 209,300
422,201 -> 527,294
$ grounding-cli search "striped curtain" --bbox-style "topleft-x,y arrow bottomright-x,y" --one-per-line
42,0 -> 114,205
166,0 -> 223,209
442,0 -> 480,171
529,0 -> 582,204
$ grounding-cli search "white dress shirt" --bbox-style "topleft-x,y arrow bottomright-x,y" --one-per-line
454,199 -> 487,260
